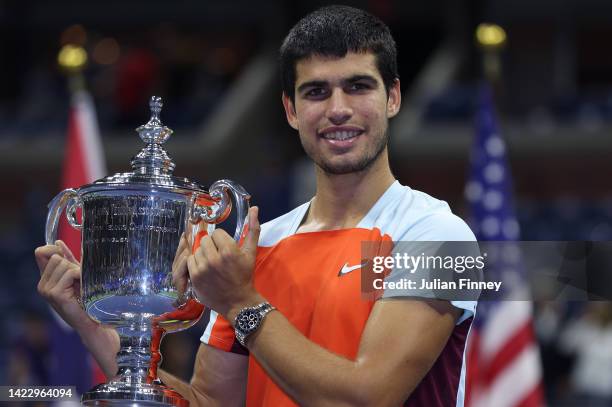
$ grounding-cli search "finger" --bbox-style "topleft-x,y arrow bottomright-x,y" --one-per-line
200,233 -> 218,253
172,247 -> 189,275
46,255 -> 74,288
174,234 -> 187,259
187,255 -> 201,278
199,235 -> 220,265
187,254 -> 207,302
47,267 -> 82,306
242,206 -> 261,256
172,252 -> 190,293
172,235 -> 189,270
172,250 -> 187,273
56,240 -> 79,265
34,245 -> 63,274
210,228 -> 233,246
194,245 -> 208,269
55,266 -> 82,298
39,253 -> 64,286
210,229 -> 235,258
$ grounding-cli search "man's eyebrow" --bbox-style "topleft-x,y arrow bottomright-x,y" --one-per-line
343,74 -> 378,84
296,75 -> 379,93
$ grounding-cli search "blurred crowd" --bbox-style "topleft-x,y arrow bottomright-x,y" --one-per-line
0,22 -> 258,139
536,302 -> 612,406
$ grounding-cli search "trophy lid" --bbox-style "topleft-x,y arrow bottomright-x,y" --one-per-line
81,96 -> 205,195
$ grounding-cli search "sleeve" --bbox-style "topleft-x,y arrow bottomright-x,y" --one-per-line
409,211 -> 478,241
450,300 -> 477,325
381,211 -> 479,325
200,308 -> 249,355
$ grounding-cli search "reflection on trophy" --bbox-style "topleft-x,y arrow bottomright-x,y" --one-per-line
45,96 -> 250,406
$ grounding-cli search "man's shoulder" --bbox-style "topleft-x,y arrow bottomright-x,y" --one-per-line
364,182 -> 475,241
258,202 -> 309,247
402,188 -> 474,240
401,188 -> 476,241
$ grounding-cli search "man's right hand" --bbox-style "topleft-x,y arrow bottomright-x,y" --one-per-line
35,241 -> 89,330
34,240 -> 119,378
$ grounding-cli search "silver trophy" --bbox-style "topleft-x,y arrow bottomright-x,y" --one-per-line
45,96 -> 250,406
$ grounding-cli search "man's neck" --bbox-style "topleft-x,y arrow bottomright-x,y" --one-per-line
298,154 -> 396,233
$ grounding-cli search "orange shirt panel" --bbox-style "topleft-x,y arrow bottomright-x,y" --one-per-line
245,228 -> 391,406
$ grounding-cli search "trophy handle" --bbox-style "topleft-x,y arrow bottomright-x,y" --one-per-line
191,179 -> 251,243
210,179 -> 251,242
182,180 -> 250,305
45,188 -> 83,245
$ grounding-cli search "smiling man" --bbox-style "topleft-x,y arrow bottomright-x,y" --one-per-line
35,5 -> 477,406
171,5 -> 477,406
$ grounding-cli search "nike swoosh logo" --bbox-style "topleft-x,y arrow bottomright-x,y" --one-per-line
338,261 -> 367,276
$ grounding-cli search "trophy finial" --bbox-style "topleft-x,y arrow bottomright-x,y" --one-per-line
150,96 -> 162,121
132,95 -> 175,174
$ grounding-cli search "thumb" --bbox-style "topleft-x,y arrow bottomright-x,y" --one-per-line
56,240 -> 79,265
242,206 -> 260,256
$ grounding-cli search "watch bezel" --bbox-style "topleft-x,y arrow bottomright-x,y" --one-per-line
237,308 -> 263,333
234,302 -> 275,346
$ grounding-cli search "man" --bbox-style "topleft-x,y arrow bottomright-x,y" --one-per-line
36,5 -> 476,406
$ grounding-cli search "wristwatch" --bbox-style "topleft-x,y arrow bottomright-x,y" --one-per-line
234,302 -> 276,346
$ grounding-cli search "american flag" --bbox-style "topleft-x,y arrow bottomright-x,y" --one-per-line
49,85 -> 107,394
464,85 -> 544,407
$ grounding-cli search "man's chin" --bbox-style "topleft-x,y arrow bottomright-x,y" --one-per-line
317,158 -> 371,175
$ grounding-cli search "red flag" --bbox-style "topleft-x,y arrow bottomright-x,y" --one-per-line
58,89 -> 106,260
53,87 -> 107,389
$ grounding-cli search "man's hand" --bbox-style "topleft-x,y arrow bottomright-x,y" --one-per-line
173,206 -> 264,322
35,241 -> 90,330
34,241 -> 119,378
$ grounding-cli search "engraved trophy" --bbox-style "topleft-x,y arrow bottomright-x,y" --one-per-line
45,96 -> 250,406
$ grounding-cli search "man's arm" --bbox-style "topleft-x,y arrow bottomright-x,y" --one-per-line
237,298 -> 460,406
160,344 -> 248,406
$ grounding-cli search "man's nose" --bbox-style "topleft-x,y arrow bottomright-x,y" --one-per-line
326,89 -> 352,124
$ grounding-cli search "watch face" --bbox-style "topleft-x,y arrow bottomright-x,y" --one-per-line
238,309 -> 261,333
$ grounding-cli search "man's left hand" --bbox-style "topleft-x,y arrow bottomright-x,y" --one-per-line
186,206 -> 264,322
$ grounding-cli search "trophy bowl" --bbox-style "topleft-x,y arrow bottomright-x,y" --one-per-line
44,96 -> 250,406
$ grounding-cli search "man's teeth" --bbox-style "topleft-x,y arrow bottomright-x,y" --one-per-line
323,131 -> 360,140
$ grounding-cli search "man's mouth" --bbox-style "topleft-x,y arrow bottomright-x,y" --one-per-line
320,130 -> 363,141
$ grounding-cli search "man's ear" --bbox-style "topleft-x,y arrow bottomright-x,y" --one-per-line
282,92 -> 299,130
386,78 -> 401,119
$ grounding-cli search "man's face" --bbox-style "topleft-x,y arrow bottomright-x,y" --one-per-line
283,52 -> 401,175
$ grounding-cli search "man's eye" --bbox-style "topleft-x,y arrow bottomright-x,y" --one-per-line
305,88 -> 327,98
349,83 -> 369,91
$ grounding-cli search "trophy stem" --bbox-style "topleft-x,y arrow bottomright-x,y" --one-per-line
114,328 -> 154,384
83,325 -> 187,406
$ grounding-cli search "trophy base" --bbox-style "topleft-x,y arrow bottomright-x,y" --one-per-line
82,380 -> 188,406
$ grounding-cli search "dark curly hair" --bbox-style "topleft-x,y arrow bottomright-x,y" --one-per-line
279,5 -> 398,103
